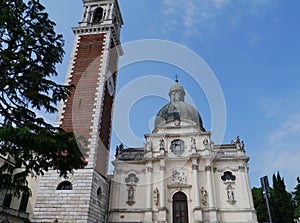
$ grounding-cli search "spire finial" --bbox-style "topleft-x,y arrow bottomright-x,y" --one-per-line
175,74 -> 179,83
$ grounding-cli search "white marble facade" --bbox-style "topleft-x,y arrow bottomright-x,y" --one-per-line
109,82 -> 258,223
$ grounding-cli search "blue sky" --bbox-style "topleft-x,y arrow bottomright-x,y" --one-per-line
41,0 -> 300,191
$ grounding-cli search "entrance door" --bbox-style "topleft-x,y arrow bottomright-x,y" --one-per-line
172,192 -> 188,223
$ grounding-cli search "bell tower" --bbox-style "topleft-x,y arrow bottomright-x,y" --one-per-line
32,0 -> 123,222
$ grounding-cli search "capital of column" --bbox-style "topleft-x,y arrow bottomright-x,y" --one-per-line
192,158 -> 199,170
205,165 -> 212,171
160,159 -> 166,169
146,162 -> 153,172
192,163 -> 198,170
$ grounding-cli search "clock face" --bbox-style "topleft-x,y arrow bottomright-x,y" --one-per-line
107,71 -> 115,96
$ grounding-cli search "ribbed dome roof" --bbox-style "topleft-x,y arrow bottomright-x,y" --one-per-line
154,82 -> 205,131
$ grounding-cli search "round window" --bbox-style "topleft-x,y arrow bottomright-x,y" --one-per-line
171,139 -> 185,155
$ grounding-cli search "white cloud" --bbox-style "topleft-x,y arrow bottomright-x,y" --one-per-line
268,113 -> 300,143
161,0 -> 275,37
255,93 -> 300,190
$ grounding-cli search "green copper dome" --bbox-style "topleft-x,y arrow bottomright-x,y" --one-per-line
154,82 -> 205,131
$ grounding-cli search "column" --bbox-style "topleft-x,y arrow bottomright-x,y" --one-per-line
193,159 -> 203,223
144,162 -> 153,222
206,165 -> 217,221
159,159 -> 167,222
146,162 -> 152,209
86,5 -> 92,23
192,160 -> 200,207
160,159 -> 166,208
206,165 -> 214,208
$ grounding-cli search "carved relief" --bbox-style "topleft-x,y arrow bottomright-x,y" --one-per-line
171,169 -> 188,185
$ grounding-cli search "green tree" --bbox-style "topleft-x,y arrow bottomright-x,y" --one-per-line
293,177 -> 300,219
252,187 -> 269,222
0,0 -> 86,196
271,172 -> 295,223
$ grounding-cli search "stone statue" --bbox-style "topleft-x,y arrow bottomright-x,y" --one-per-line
153,188 -> 160,206
119,143 -> 124,152
201,187 -> 207,205
159,138 -> 165,149
191,137 -> 196,152
227,185 -> 235,204
146,140 -> 152,151
233,136 -> 245,150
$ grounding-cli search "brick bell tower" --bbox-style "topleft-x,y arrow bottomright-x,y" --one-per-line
32,0 -> 123,222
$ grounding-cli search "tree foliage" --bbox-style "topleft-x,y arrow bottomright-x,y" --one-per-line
252,173 -> 299,222
0,0 -> 86,196
270,172 -> 295,223
252,187 -> 268,222
293,177 -> 300,218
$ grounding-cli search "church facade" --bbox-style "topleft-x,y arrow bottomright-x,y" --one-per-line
109,82 -> 258,223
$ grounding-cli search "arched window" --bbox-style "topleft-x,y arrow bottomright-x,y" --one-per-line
97,187 -> 102,200
125,173 -> 139,185
19,192 -> 29,212
56,181 -> 72,190
171,139 -> 185,155
92,7 -> 103,23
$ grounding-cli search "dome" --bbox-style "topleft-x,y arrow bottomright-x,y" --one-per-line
154,81 -> 205,131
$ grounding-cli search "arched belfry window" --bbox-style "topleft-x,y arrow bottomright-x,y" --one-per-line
92,7 -> 103,23
57,181 -> 72,190
171,139 -> 185,155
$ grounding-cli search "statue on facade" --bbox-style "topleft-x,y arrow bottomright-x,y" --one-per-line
227,185 -> 236,204
191,137 -> 196,152
232,136 -> 245,150
119,143 -> 124,152
200,187 -> 208,206
153,188 -> 160,206
159,138 -> 165,149
146,140 -> 152,151
159,138 -> 165,156
115,145 -> 119,158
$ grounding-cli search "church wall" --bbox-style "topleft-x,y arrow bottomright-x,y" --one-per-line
109,163 -> 150,222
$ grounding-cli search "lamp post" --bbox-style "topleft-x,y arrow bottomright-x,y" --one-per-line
261,176 -> 272,223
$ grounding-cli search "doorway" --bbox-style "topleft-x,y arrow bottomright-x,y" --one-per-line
172,192 -> 188,223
